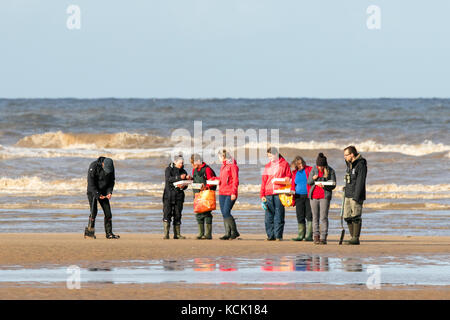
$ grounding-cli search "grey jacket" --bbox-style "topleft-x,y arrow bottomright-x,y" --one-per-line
307,166 -> 337,200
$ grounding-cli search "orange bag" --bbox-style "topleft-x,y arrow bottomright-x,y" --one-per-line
194,189 -> 216,213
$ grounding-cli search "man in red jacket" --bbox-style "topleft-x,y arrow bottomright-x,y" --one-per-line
260,147 -> 292,241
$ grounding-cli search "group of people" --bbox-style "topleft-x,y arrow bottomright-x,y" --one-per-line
83,146 -> 367,246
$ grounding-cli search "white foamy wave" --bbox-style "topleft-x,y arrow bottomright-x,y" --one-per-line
15,131 -> 174,149
244,140 -> 450,156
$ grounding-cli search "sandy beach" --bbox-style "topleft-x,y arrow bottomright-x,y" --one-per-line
0,233 -> 449,300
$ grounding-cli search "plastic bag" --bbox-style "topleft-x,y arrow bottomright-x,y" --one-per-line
194,189 -> 216,213
279,193 -> 294,207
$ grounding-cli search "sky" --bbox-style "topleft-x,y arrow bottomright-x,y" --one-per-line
0,0 -> 449,99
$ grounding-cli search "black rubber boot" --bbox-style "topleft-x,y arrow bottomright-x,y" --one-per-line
84,217 -> 96,239
229,217 -> 240,240
220,218 -> 232,240
105,218 -> 120,239
163,221 -> 170,239
196,223 -> 205,240
291,223 -> 306,241
173,224 -> 186,239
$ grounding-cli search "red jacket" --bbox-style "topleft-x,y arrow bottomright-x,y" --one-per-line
215,158 -> 239,197
260,156 -> 292,198
290,165 -> 313,195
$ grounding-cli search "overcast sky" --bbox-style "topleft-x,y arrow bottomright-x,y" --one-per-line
0,0 -> 449,98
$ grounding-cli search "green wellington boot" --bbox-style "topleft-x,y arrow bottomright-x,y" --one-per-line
220,218 -> 232,240
291,223 -> 306,241
173,224 -> 186,239
348,218 -> 362,245
163,221 -> 170,239
304,221 -> 313,241
196,223 -> 205,240
204,224 -> 212,240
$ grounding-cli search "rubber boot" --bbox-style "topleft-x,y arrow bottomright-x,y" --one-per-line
204,224 -> 212,240
220,218 -> 232,240
196,223 -> 205,240
304,221 -> 313,241
349,218 -> 361,245
84,227 -> 96,239
174,224 -> 186,239
105,218 -> 120,239
291,223 -> 306,241
229,217 -> 240,240
163,221 -> 170,239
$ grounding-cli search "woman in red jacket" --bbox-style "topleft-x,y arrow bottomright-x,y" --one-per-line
215,149 -> 240,240
260,147 -> 292,241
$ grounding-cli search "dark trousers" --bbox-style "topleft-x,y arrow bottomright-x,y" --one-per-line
87,192 -> 113,234
196,212 -> 213,224
219,195 -> 236,219
163,200 -> 184,225
264,195 -> 285,239
294,194 -> 312,224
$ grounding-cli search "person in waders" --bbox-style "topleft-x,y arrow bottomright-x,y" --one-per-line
191,154 -> 216,240
290,156 -> 313,241
343,146 -> 367,245
260,147 -> 293,241
213,149 -> 240,240
307,153 -> 336,245
162,154 -> 191,239
84,157 -> 120,239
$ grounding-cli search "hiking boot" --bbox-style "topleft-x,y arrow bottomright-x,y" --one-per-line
163,221 -> 170,239
106,233 -> 120,239
291,223 -> 306,241
173,224 -> 186,239
84,227 -> 96,239
220,218 -> 232,240
204,224 -> 212,239
229,217 -> 240,240
313,235 -> 320,244
196,223 -> 205,240
304,221 -> 313,241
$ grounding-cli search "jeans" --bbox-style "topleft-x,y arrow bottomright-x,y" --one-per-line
219,195 -> 236,219
264,195 -> 285,239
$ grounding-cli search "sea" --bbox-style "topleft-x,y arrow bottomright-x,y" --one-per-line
0,98 -> 449,236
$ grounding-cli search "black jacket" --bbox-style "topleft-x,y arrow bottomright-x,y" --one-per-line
87,157 -> 115,199
163,163 -> 188,204
344,154 -> 367,203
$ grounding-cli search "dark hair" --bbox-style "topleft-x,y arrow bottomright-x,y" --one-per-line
218,149 -> 232,160
266,147 -> 279,155
190,153 -> 202,164
291,156 -> 306,168
344,146 -> 358,156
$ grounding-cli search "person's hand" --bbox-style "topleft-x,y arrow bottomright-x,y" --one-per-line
186,175 -> 192,180
99,195 -> 105,200
231,194 -> 237,201
180,174 -> 187,180
261,196 -> 267,202
313,175 -> 318,180
317,183 -> 324,188
285,177 -> 291,184
106,194 -> 112,200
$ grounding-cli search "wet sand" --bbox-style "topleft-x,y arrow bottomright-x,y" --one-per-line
0,233 -> 449,300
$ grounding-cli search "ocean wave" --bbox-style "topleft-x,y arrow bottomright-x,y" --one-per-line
14,131 -> 173,149
1,178 -> 449,201
245,140 -> 450,156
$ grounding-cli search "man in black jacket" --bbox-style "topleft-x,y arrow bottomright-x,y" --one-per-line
84,156 -> 120,239
343,146 -> 367,245
163,154 -> 191,239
